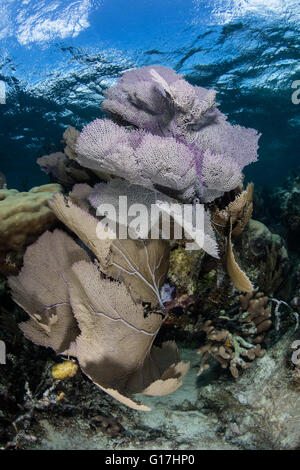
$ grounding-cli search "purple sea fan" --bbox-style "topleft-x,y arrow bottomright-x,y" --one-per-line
102,65 -> 219,139
102,65 -> 259,162
200,150 -> 244,202
136,134 -> 198,195
76,118 -> 140,182
160,78 -> 218,135
76,118 -> 202,200
76,65 -> 260,205
195,116 -> 260,169
102,65 -> 178,135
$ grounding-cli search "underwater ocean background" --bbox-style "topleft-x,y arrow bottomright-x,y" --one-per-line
1,0 -> 300,452
0,0 -> 299,191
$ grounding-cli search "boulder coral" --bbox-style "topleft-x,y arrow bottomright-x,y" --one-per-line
0,183 -> 63,275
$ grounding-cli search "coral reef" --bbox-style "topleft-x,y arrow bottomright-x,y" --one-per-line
7,65 -> 297,439
196,331 -> 300,450
1,312 -> 298,450
35,66 -> 261,293
166,184 -> 257,313
166,218 -> 291,322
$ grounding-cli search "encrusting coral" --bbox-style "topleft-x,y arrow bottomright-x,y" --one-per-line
168,242 -> 206,297
8,65 -> 264,410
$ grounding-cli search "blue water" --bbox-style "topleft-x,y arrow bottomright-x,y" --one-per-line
0,0 -> 299,190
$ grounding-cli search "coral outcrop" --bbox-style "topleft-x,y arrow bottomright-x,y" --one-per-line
0,184 -> 63,276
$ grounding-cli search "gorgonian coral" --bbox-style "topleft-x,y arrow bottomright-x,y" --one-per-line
9,196 -> 189,411
75,65 -> 260,203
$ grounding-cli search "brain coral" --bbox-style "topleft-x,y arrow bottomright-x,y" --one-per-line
0,183 -> 63,275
